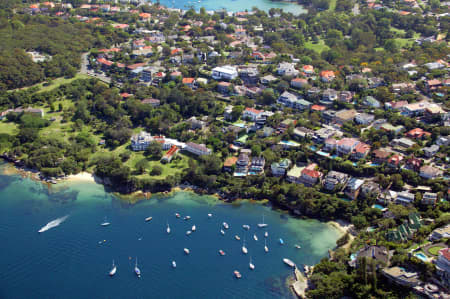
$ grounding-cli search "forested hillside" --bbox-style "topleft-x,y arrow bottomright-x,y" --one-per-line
0,13 -> 128,90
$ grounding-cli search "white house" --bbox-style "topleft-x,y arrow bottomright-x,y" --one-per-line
242,107 -> 264,121
211,65 -> 238,80
184,142 -> 211,156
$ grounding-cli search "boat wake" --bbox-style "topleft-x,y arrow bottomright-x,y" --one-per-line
38,215 -> 69,233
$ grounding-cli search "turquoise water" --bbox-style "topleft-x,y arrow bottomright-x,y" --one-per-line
415,252 -> 428,262
0,162 -> 341,299
372,204 -> 385,210
154,0 -> 307,15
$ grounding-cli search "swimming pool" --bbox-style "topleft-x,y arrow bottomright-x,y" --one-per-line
316,151 -> 330,157
309,146 -> 317,151
350,253 -> 357,261
415,252 -> 428,262
372,204 -> 385,210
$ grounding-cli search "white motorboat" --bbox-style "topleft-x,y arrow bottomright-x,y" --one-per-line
175,213 -> 181,218
208,213 -> 212,218
145,216 -> 153,222
166,222 -> 171,234
186,230 -> 192,235
264,231 -> 268,238
234,270 -> 242,279
219,249 -> 226,256
253,234 -> 258,241
184,248 -> 190,255
295,244 -> 301,249
100,216 -> 110,227
172,261 -> 177,268
184,216 -> 191,220
242,238 -> 248,254
38,215 -> 69,233
109,260 -> 117,276
222,222 -> 229,229
235,235 -> 240,240
242,225 -> 250,230
191,225 -> 196,232
249,257 -> 255,270
264,239 -> 269,253
283,258 -> 296,268
220,229 -> 225,235
134,258 -> 141,277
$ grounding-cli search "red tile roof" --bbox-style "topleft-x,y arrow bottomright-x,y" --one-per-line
182,77 -> 195,84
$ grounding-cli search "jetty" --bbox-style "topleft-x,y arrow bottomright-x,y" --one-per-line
291,266 -> 308,298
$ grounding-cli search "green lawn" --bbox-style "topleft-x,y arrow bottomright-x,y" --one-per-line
304,39 -> 330,54
428,245 -> 445,256
37,74 -> 91,93
126,151 -> 189,179
8,73 -> 91,93
0,120 -> 18,135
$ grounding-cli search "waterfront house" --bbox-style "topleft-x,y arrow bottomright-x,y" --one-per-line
344,177 -> 365,200
323,171 -> 349,191
351,246 -> 391,269
271,159 -> 291,177
211,65 -> 238,80
250,156 -> 265,174
299,163 -> 322,186
286,165 -> 303,184
131,131 -> 157,151
382,267 -> 420,287
184,142 -> 211,156
420,165 -> 443,179
223,156 -> 238,172
360,181 -> 381,199
235,153 -> 250,175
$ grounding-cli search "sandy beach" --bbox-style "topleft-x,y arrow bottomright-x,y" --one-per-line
65,172 -> 95,182
328,219 -> 352,235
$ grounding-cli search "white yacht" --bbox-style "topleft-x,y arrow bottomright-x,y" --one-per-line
249,257 -> 255,270
100,217 -> 110,227
109,260 -> 117,276
166,222 -> 171,234
242,225 -> 250,230
242,238 -> 248,254
191,225 -> 196,232
253,234 -> 258,241
172,261 -> 177,268
264,239 -> 269,253
222,222 -> 229,229
184,248 -> 190,255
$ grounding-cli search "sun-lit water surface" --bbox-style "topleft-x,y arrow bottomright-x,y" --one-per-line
0,162 -> 341,299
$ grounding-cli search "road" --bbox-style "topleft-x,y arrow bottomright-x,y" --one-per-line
79,52 -> 112,84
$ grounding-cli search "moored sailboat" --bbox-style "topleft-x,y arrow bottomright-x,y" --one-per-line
109,260 -> 117,276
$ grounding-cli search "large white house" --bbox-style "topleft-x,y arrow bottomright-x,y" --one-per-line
211,65 -> 238,81
242,107 -> 264,121
184,142 -> 211,156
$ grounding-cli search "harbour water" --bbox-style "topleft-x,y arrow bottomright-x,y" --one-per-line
0,163 -> 341,299
153,0 -> 307,15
